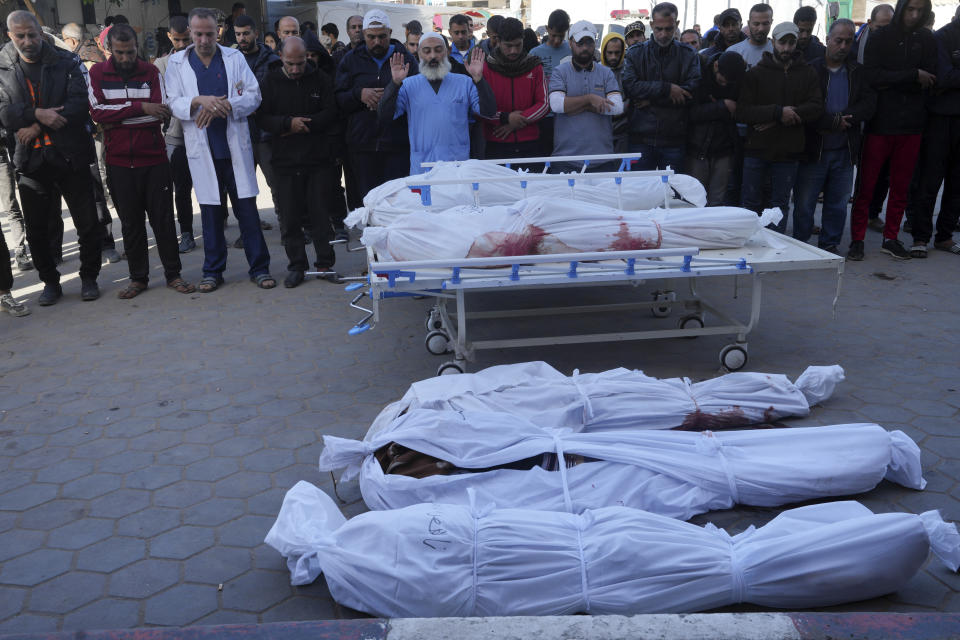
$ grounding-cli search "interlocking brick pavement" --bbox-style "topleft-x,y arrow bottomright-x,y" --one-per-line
0,178 -> 959,633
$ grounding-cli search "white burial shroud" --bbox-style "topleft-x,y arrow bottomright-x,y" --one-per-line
265,481 -> 960,617
344,159 -> 708,228
360,196 -> 782,262
367,361 -> 846,438
319,413 -> 925,518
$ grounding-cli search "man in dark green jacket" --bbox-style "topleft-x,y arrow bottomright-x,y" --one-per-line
735,21 -> 822,233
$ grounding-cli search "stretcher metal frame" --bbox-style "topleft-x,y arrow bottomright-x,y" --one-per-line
343,155 -> 844,374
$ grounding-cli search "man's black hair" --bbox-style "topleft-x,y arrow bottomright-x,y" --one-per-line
487,14 -> 505,34
681,28 -> 700,40
704,30 -> 718,46
497,17 -> 524,42
828,17 -> 856,34
107,22 -> 137,45
112,14 -> 129,24
449,14 -> 470,29
405,20 -> 422,35
749,4 -> 774,18
793,6 -> 818,24
652,2 -> 679,19
322,22 -> 339,37
234,15 -> 256,31
169,15 -> 189,33
546,9 -> 570,32
232,2 -> 245,10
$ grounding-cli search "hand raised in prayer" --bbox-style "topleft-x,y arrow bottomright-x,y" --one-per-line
390,52 -> 410,86
466,46 -> 485,83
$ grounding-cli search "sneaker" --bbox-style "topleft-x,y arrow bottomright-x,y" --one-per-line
259,219 -> 273,231
178,231 -> 196,253
80,278 -> 100,301
232,236 -> 243,249
934,239 -> 960,255
334,228 -> 350,242
37,283 -> 63,306
910,242 -> 928,258
867,218 -> 884,233
847,241 -> 864,261
0,293 -> 29,317
14,252 -> 33,271
880,238 -> 911,260
103,247 -> 121,263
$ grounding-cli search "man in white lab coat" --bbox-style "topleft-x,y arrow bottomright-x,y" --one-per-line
164,7 -> 275,292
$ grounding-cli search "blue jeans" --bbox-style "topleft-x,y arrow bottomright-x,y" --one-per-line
628,143 -> 686,172
794,148 -> 854,248
199,158 -> 270,280
740,157 -> 798,234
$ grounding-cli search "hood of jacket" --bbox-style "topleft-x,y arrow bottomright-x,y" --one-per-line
300,28 -> 335,75
601,32 -> 626,70
892,0 -> 933,33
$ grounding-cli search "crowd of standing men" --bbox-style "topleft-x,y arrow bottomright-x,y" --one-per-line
0,0 -> 958,320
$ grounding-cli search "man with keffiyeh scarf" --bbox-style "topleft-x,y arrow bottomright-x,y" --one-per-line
477,17 -> 548,162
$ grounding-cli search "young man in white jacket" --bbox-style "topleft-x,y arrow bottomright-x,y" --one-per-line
164,7 -> 275,291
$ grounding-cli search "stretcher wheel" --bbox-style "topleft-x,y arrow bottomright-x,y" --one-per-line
679,315 -> 704,337
437,361 -> 464,376
425,310 -> 443,331
425,330 -> 451,355
651,290 -> 676,318
719,344 -> 748,372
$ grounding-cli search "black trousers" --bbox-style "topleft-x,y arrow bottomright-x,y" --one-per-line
328,159 -> 348,229
167,144 -> 194,234
347,149 -> 409,204
274,167 -> 335,272
0,217 -> 11,291
484,140 -> 544,172
106,163 -> 182,284
909,113 -> 960,244
19,162 -> 102,285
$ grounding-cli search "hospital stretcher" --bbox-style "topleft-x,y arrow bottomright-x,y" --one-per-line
337,155 -> 844,374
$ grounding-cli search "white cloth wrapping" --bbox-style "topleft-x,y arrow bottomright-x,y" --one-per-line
319,415 -> 925,517
345,159 -> 708,229
265,482 -> 960,617
367,361 -> 846,438
360,196 -> 782,262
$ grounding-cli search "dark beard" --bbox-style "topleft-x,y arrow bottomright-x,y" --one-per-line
369,45 -> 387,58
574,51 -> 593,66
238,41 -> 256,53
774,51 -> 793,65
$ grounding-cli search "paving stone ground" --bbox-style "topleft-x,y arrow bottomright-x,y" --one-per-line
0,177 -> 959,633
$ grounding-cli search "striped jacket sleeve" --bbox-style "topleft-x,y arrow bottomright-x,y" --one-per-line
87,62 -> 147,124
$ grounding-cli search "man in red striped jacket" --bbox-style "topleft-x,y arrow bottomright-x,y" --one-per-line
478,17 -> 548,165
87,24 -> 194,298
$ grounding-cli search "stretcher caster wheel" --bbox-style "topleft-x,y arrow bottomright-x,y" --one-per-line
679,315 -> 704,337
425,310 -> 443,331
719,344 -> 748,372
425,330 -> 451,355
437,361 -> 464,376
651,290 -> 676,318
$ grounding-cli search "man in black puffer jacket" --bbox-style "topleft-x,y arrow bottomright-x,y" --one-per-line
0,11 -> 101,305
848,0 -> 937,261
621,2 -> 700,171
257,37 -> 339,289
686,50 -> 744,205
334,10 -> 418,200
907,5 -> 960,256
